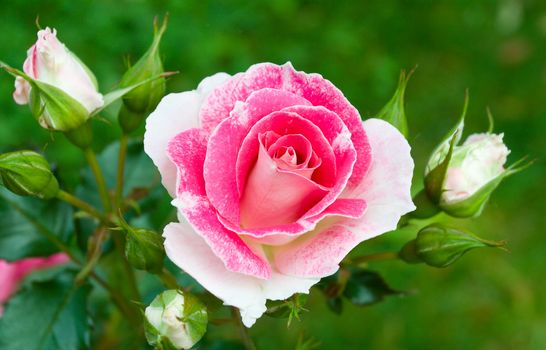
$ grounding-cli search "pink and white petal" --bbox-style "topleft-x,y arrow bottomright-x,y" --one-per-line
144,73 -> 231,196
204,89 -> 310,225
239,140 -> 328,228
163,222 -> 319,327
274,118 -> 415,278
168,129 -> 271,279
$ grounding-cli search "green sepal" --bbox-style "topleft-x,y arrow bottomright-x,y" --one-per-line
376,68 -> 414,137
414,224 -> 506,268
424,131 -> 458,203
440,157 -> 532,218
0,150 -> 59,199
1,63 -> 89,131
342,267 -> 402,306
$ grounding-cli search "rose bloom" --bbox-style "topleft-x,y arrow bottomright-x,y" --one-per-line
442,133 -> 510,204
144,62 -> 415,326
0,253 -> 68,315
13,27 -> 103,127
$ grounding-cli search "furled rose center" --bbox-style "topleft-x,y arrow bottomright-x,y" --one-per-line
239,130 -> 327,229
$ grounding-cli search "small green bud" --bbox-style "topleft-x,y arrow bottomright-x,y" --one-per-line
119,17 -> 167,132
145,290 -> 208,350
0,150 -> 59,199
376,68 -> 414,138
409,224 -> 506,268
125,227 -> 165,273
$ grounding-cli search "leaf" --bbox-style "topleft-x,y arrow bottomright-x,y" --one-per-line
342,268 -> 402,306
0,188 -> 73,261
0,268 -> 91,350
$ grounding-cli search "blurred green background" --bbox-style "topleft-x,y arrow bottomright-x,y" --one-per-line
1,0 -> 545,349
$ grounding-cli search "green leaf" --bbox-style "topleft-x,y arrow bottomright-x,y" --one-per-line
0,268 -> 91,350
124,227 -> 165,273
0,188 -> 73,261
342,268 -> 401,306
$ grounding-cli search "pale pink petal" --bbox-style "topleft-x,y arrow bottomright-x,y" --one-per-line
144,73 -> 230,196
168,129 -> 271,279
239,139 -> 328,228
199,62 -> 371,186
0,260 -> 17,305
13,77 -> 30,105
274,119 -> 415,277
163,222 -> 319,327
203,89 -> 310,225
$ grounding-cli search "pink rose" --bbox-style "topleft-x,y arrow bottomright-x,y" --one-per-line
13,27 -> 103,121
144,62 -> 414,326
0,253 -> 68,315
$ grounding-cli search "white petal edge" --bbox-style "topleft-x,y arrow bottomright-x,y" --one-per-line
341,118 -> 415,239
144,73 -> 231,196
163,220 -> 319,327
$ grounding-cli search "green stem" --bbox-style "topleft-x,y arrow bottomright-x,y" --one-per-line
231,307 -> 256,350
76,226 -> 108,284
57,190 -> 106,222
345,251 -> 399,266
115,133 -> 128,209
84,147 -> 111,212
158,268 -> 180,290
112,231 -> 141,303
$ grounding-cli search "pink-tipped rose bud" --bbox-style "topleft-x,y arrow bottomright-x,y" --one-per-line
13,28 -> 103,126
0,253 -> 68,315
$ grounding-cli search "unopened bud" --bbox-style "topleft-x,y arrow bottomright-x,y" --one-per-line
0,151 -> 59,199
124,227 -> 165,273
145,290 -> 207,350
401,224 -> 506,268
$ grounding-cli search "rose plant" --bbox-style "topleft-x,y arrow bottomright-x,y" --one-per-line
0,20 -> 528,350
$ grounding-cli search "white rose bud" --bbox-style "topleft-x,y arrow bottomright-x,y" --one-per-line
442,133 -> 509,203
12,27 -> 103,130
144,290 -> 207,350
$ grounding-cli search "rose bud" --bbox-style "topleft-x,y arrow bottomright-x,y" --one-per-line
124,227 -> 165,273
376,69 -> 413,138
424,98 -> 528,218
118,17 -> 167,133
145,290 -> 207,350
400,224 -> 506,268
0,150 -> 59,199
8,27 -> 103,131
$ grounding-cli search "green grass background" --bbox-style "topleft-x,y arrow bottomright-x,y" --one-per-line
1,0 -> 545,349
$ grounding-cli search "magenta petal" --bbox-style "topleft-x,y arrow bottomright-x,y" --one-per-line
200,62 -> 371,186
239,140 -> 328,229
204,89 -> 310,225
167,129 -> 272,279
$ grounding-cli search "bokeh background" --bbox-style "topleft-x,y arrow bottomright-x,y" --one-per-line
1,0 -> 545,349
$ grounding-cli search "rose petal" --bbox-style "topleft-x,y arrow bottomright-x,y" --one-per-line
274,118 -> 415,277
199,62 -> 371,186
239,138 -> 328,228
168,128 -> 271,279
203,89 -> 310,225
163,222 -> 319,327
144,73 -> 230,196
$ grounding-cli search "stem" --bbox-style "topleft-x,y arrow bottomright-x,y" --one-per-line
57,190 -> 106,222
231,307 -> 256,350
115,133 -> 128,209
112,231 -> 141,303
158,268 -> 180,290
76,226 -> 108,284
345,251 -> 399,265
84,147 -> 111,212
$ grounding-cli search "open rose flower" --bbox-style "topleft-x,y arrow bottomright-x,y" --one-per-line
0,253 -> 68,315
144,62 -> 415,326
